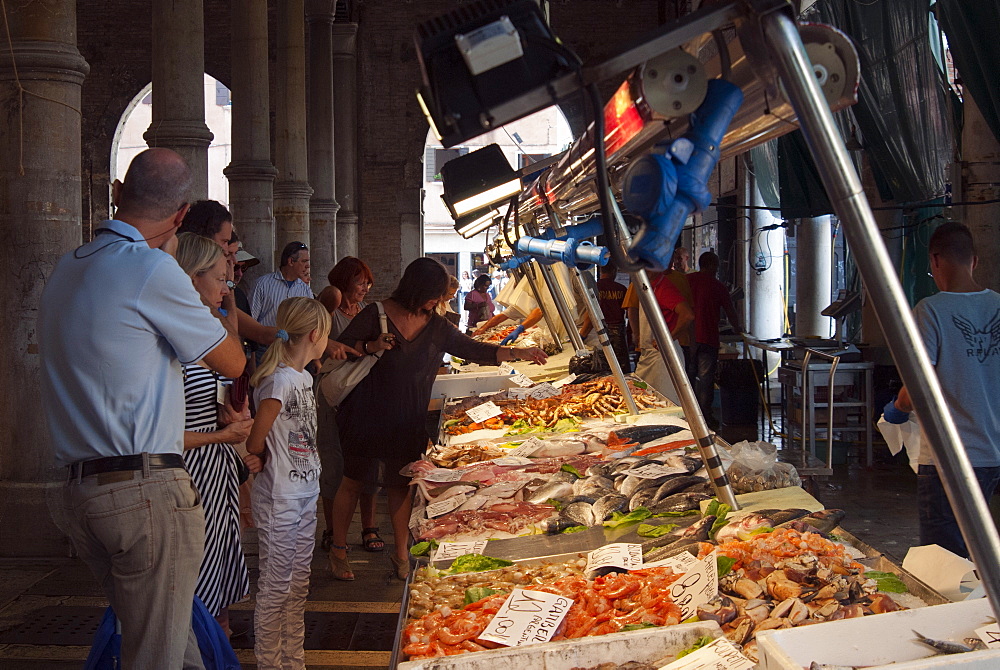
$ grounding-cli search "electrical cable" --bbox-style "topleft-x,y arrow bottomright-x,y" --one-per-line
587,82 -> 644,272
712,29 -> 732,81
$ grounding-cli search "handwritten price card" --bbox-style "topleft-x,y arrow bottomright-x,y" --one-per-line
432,540 -> 489,563
552,373 -> 578,388
669,551 -> 719,622
479,589 -> 574,647
498,362 -> 515,375
466,401 -> 503,423
585,543 -> 644,573
508,437 -> 544,457
425,494 -> 468,518
658,637 -> 754,670
527,382 -> 560,399
643,551 -> 699,572
976,623 -> 1000,649
628,463 -> 689,479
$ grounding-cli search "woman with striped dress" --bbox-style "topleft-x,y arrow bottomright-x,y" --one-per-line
175,233 -> 254,635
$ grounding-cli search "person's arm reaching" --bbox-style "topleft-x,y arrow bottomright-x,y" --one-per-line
236,307 -> 277,346
722,294 -> 742,334
202,334 -> 247,378
473,312 -> 511,336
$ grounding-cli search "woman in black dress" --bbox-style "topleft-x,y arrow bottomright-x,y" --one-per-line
328,258 -> 547,580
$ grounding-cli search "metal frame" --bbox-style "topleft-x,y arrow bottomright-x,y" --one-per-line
759,8 -> 1000,615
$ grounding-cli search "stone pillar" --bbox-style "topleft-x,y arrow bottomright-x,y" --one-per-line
306,0 -> 339,289
960,93 -> 1000,293
224,0 -> 277,280
795,215 -> 833,338
273,0 -> 312,265
144,0 -> 213,199
0,0 -> 89,556
332,23 -> 359,258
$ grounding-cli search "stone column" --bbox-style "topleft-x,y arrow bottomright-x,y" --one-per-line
795,215 -> 833,338
306,0 -> 339,289
748,181 -> 785,341
143,0 -> 213,199
224,0 -> 277,280
332,23 -> 359,258
0,0 -> 89,556
273,0 -> 312,265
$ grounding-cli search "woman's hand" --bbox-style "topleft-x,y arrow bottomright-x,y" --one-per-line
220,391 -> 250,424
367,332 -> 396,354
325,339 -> 361,360
243,453 -> 263,474
514,347 -> 548,365
219,418 -> 254,444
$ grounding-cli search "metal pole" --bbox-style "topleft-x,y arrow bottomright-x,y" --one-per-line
572,267 -> 640,415
517,265 -> 565,353
608,201 -> 739,508
523,220 -> 588,352
762,9 -> 1000,615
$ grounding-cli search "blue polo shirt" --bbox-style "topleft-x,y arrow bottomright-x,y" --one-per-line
39,220 -> 228,467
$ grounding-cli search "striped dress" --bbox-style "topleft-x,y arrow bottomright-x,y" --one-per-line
183,364 -> 250,617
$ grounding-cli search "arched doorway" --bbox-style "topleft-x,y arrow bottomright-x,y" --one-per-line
110,74 -> 233,207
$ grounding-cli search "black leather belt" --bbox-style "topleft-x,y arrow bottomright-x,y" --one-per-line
68,453 -> 186,479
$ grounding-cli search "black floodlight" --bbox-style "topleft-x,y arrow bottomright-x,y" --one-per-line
415,0 -> 576,148
442,143 -> 520,236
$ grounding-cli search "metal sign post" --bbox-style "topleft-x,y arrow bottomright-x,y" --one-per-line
761,8 -> 1000,617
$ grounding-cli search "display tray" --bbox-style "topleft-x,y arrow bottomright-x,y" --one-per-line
397,620 -> 724,670
451,348 -> 575,382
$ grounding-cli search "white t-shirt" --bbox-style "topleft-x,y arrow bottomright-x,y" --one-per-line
253,364 -> 321,499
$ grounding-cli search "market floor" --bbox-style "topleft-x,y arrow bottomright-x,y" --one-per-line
0,500 -> 406,669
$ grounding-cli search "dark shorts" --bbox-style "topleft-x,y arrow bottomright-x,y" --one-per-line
917,463 -> 1000,558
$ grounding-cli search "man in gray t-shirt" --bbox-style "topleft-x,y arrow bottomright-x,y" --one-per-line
883,222 -> 1000,557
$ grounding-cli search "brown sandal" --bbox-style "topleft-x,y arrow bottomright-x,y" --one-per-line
390,554 -> 410,581
329,545 -> 354,581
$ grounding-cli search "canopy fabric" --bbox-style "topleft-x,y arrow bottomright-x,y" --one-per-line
937,0 -> 1000,146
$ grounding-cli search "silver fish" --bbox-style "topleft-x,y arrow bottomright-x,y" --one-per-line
593,493 -> 629,520
551,470 -> 578,483
913,630 -> 975,654
573,475 -> 613,497
526,480 -> 574,505
629,489 -> 659,512
653,475 -> 707,501
643,541 -> 701,563
563,501 -> 597,527
621,474 -> 670,498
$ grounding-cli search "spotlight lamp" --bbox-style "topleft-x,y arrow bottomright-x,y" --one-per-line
442,143 -> 521,224
455,212 -> 501,240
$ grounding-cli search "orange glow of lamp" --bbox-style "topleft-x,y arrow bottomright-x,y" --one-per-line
603,79 -> 648,157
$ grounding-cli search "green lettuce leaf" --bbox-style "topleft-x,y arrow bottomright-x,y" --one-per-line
446,554 -> 514,574
603,508 -> 652,528
409,540 -> 439,557
864,570 -> 909,593
717,555 -> 737,578
621,622 -> 658,632
637,523 -> 678,538
561,525 -> 587,534
560,464 -> 584,478
464,587 -> 503,605
676,635 -> 715,658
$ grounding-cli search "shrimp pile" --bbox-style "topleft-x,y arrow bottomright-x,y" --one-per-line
402,567 -> 683,660
710,527 -> 865,573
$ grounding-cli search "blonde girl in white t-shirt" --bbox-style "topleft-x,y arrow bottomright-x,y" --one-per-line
247,297 -> 331,670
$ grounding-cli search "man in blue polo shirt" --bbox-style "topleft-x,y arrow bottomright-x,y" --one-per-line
39,148 -> 246,669
250,240 -> 314,326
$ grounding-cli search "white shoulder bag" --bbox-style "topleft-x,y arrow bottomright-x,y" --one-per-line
317,301 -> 388,407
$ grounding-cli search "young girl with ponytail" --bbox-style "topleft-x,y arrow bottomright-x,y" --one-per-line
246,297 -> 331,669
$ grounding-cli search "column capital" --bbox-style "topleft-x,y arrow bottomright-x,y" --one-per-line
225,160 -> 278,182
330,22 -> 358,54
305,0 -> 336,23
274,180 -> 314,201
143,119 -> 214,148
310,197 -> 340,216
0,40 -> 89,84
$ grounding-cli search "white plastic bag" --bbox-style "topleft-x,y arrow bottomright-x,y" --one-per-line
876,415 -> 922,473
722,440 -> 802,493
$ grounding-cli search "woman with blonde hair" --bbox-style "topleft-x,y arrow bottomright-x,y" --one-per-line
246,297 -> 331,668
174,232 -> 252,635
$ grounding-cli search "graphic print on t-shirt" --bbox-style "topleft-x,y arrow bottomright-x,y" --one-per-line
282,384 -> 319,483
953,309 -> 1000,363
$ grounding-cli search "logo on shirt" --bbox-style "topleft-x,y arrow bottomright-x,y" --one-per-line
953,309 -> 1000,363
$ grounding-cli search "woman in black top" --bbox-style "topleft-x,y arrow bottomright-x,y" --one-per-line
328,258 -> 546,580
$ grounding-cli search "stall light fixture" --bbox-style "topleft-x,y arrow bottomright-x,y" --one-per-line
455,212 -> 500,239
442,143 -> 521,221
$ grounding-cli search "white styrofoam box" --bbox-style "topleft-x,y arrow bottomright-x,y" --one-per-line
397,620 -> 722,670
756,598 -> 1000,670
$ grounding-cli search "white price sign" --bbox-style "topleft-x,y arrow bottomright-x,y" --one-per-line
498,362 -> 516,375
658,637 -> 754,670
423,468 -> 466,483
508,437 -> 545,457
552,373 -> 578,388
628,463 -> 688,479
457,493 -> 491,511
510,372 -> 535,387
479,588 -> 574,648
477,481 -> 527,498
585,543 -> 644,573
432,540 -> 489,563
408,501 -> 427,532
669,551 -> 719,622
528,382 -> 560,399
426,494 -> 468,518
976,623 -> 1000,649
643,551 -> 699,572
491,456 -> 534,466
466,401 -> 503,423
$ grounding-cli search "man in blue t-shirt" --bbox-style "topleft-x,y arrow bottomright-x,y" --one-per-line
883,222 -> 1000,557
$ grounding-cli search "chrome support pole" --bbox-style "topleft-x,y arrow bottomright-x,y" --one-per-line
762,9 -> 1000,616
524,221 -> 588,352
519,264 -> 565,353
609,201 -> 739,508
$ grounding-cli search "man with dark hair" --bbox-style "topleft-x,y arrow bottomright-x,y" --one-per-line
251,241 -> 314,327
884,222 -> 1000,557
39,148 -> 247,669
687,251 -> 742,427
580,263 -> 630,371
